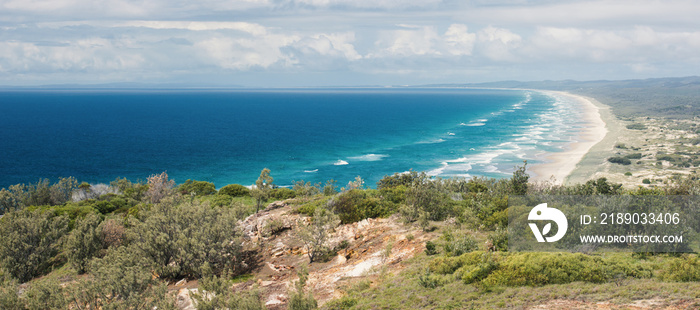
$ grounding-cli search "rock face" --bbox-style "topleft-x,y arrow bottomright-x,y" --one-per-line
175,199 -> 428,309
176,288 -> 196,310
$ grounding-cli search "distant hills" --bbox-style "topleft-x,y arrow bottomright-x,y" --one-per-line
422,76 -> 700,118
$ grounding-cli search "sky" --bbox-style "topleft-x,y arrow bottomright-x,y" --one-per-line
1,0 -> 699,87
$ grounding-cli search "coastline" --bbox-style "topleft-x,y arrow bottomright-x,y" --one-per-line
529,91 -> 608,184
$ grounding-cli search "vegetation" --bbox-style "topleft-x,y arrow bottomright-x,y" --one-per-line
1,162 -> 700,308
218,183 -> 250,197
607,156 -> 632,165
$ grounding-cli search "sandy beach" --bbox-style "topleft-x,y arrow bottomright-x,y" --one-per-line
529,91 -> 608,184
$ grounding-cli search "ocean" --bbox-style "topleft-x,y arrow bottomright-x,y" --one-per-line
0,88 -> 585,189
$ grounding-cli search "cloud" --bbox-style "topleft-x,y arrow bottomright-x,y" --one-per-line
2,0 -> 700,85
444,24 -> 476,56
475,26 -> 522,61
528,26 -> 700,63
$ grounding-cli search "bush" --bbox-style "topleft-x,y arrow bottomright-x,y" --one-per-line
442,231 -> 478,256
642,178 -> 652,184
287,266 -> 317,310
218,184 -> 250,197
626,123 -> 647,130
270,187 -> 296,200
377,170 -> 422,190
66,213 -> 103,274
425,241 -> 438,256
487,228 -> 508,251
427,251 -> 653,287
510,162 -> 529,195
625,153 -> 643,159
71,246 -> 175,309
624,172 -> 633,176
293,181 -> 321,197
608,156 -> 632,165
128,198 -> 243,278
659,255 -> 700,282
192,273 -> 264,310
0,177 -> 78,211
379,185 -> 407,204
179,179 -> 216,196
329,189 -> 366,224
0,209 -> 69,282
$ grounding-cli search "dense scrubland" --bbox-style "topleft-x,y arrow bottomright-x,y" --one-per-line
1,164 -> 700,309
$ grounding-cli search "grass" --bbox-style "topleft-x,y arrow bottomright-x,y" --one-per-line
325,252 -> 700,310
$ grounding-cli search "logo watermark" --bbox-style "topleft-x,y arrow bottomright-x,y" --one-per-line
509,196 -> 700,252
528,203 -> 567,242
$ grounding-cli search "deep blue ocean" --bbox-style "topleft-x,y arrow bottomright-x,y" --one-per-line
0,88 -> 585,189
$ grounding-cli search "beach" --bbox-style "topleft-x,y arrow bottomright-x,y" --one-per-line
529,91 -> 609,184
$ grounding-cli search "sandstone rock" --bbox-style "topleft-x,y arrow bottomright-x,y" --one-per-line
176,288 -> 196,310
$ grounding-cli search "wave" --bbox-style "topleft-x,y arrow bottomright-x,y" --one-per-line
348,154 -> 389,162
333,160 -> 349,166
461,122 -> 485,127
304,169 -> 319,173
417,138 -> 445,144
447,132 -> 455,136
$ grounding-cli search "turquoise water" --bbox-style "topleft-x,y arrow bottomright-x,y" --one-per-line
0,88 -> 585,188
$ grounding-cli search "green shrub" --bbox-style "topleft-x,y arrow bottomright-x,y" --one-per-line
71,246 -> 175,309
324,295 -> 358,310
625,153 -> 643,159
0,209 -> 69,282
218,184 -> 250,197
510,162 -> 529,195
425,241 -> 438,256
642,178 -> 652,184
608,156 -> 632,165
322,180 -> 338,196
487,228 -> 508,251
270,187 -> 296,200
329,189 -> 366,224
128,198 -> 243,279
624,172 -> 633,176
379,185 -> 407,204
659,254 -> 700,282
442,231 -> 478,256
179,179 -> 216,196
66,213 -> 104,274
626,123 -> 647,130
0,280 -> 22,309
192,273 -> 265,310
377,170 -> 422,190
427,252 -> 654,287
293,181 -> 321,197
287,266 -> 318,310
23,279 -> 67,310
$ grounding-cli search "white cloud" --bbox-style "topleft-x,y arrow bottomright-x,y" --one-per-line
372,26 -> 440,57
476,26 -> 522,61
444,24 -> 476,56
0,38 -> 145,73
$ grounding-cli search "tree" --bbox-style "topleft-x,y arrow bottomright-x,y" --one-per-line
66,213 -> 103,274
296,208 -> 339,263
250,169 -> 273,244
0,209 -> 69,282
250,168 -> 273,214
178,179 -> 216,196
145,171 -> 175,203
511,161 -> 529,195
128,198 -> 242,279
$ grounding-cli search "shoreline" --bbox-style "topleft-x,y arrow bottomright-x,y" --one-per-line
529,91 -> 608,184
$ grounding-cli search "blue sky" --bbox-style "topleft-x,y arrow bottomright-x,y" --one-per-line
1,0 -> 699,87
